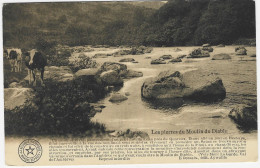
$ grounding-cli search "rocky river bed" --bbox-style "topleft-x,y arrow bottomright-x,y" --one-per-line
83,46 -> 257,138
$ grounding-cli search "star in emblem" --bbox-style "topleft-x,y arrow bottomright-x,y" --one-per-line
25,146 -> 35,156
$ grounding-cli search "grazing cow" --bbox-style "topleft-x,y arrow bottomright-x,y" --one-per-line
25,49 -> 47,86
6,48 -> 22,72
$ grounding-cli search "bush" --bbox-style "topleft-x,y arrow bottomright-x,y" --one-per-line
69,56 -> 98,73
47,49 -> 71,66
5,78 -> 108,136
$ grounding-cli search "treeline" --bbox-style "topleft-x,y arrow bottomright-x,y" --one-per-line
3,0 -> 255,48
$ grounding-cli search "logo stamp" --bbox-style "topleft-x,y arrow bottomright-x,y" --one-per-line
18,139 -> 42,163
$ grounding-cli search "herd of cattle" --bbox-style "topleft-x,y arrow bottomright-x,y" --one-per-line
4,48 -> 47,86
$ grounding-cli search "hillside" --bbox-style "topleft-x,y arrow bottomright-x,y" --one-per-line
3,0 -> 256,48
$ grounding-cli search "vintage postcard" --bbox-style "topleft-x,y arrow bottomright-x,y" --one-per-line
2,0 -> 258,166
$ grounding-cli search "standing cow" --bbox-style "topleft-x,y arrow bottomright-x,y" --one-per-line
25,49 -> 47,86
6,48 -> 22,72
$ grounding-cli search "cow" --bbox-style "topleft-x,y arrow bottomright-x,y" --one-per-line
6,48 -> 22,72
24,49 -> 47,86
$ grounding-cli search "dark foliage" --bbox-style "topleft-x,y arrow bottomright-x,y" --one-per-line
5,78 -> 108,136
3,0 -> 255,47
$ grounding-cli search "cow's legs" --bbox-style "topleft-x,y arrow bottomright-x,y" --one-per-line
28,69 -> 32,84
14,60 -> 18,72
40,68 -> 45,86
17,61 -> 21,72
32,70 -> 36,86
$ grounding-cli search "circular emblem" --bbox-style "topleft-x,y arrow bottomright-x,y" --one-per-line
18,139 -> 42,163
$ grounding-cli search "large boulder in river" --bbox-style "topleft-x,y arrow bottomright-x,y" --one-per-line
101,62 -> 127,73
229,103 -> 257,130
4,88 -> 36,110
100,70 -> 123,86
235,47 -> 247,55
188,48 -> 210,58
141,70 -> 226,106
212,53 -> 231,60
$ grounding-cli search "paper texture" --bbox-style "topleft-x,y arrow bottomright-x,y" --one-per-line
3,0 -> 257,166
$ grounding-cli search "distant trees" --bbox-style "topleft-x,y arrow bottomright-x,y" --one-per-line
3,0 -> 256,48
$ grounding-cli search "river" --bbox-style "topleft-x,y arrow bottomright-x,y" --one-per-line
84,46 -> 257,139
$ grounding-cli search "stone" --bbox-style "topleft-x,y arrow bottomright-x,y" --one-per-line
216,44 -> 225,47
188,48 -> 210,58
93,53 -> 108,58
159,55 -> 172,60
101,62 -> 127,73
212,53 -> 231,60
75,68 -> 99,77
250,54 -> 256,57
8,82 -> 23,88
119,58 -> 135,62
100,70 -> 123,86
109,93 -> 128,103
4,88 -> 35,110
229,103 -> 257,130
168,58 -> 182,63
151,59 -> 167,64
40,66 -> 74,82
120,69 -> 143,79
202,46 -> 214,52
202,43 -> 210,47
141,69 -> 226,106
235,47 -> 247,55
174,48 -> 182,52
177,55 -> 186,59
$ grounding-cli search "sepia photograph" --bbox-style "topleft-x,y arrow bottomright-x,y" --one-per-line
1,0 -> 258,166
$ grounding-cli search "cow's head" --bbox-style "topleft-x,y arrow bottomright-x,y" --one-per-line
29,49 -> 37,65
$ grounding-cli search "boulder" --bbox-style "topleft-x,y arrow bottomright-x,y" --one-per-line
168,58 -> 182,63
159,55 -> 172,60
93,53 -> 108,58
120,70 -> 143,79
132,61 -> 139,63
8,82 -> 23,88
229,103 -> 257,130
216,44 -> 225,47
188,48 -> 210,58
100,70 -> 123,86
235,47 -> 247,55
4,88 -> 35,110
141,70 -> 226,106
177,55 -> 186,59
119,58 -> 135,62
212,53 -> 231,60
174,48 -> 182,52
202,44 -> 210,47
109,93 -> 128,103
151,59 -> 167,64
250,54 -> 256,57
75,68 -> 99,77
202,46 -> 214,52
101,62 -> 127,73
35,66 -> 74,82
